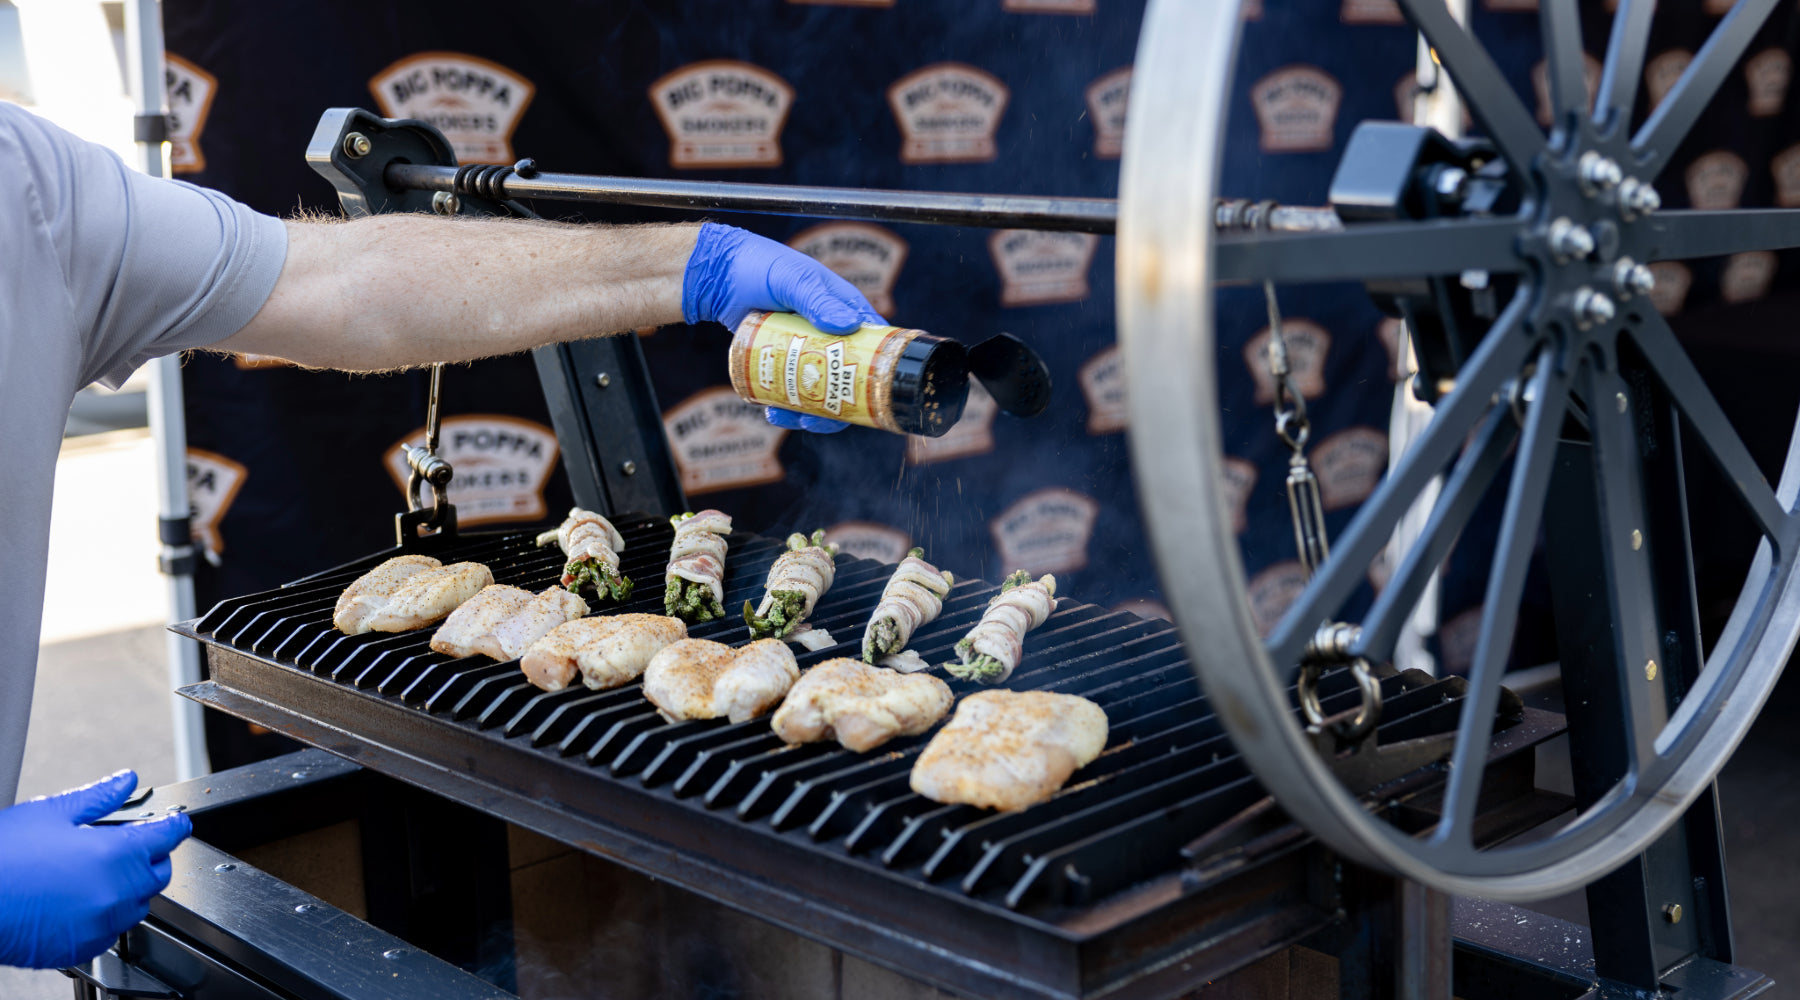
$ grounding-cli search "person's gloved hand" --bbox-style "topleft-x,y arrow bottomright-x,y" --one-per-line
0,770 -> 192,969
683,222 -> 887,434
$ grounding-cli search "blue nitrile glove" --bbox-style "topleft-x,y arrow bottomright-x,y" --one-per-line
0,771 -> 192,969
683,222 -> 886,434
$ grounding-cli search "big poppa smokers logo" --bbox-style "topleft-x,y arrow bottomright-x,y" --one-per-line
651,61 -> 794,169
990,230 -> 1100,307
664,387 -> 789,494
1079,345 -> 1127,435
889,63 -> 1009,165
1244,319 -> 1331,405
1085,67 -> 1131,159
186,449 -> 246,558
789,223 -> 908,316
164,54 -> 216,174
991,487 -> 1101,576
1687,150 -> 1748,211
370,52 -> 534,165
1251,66 -> 1341,153
385,416 -> 559,525
824,521 -> 914,564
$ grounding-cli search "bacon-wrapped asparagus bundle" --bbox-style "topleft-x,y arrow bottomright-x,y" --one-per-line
944,571 -> 1057,684
536,507 -> 632,602
664,510 -> 732,623
862,549 -> 954,664
744,530 -> 838,640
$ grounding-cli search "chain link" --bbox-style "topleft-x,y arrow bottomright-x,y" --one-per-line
1263,281 -> 1380,741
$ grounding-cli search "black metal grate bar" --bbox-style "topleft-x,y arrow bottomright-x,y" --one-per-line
187,516 -> 1501,915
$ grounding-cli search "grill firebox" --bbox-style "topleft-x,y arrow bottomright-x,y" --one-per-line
178,514 -> 1562,999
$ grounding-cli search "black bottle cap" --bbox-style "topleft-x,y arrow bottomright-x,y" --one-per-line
968,333 -> 1052,417
889,334 -> 969,437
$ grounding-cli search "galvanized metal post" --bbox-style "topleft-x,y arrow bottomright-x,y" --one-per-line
126,0 -> 208,780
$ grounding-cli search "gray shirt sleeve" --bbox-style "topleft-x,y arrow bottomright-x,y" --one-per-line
2,102 -> 288,388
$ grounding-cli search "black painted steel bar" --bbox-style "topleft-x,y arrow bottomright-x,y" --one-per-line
1584,364 -> 1670,773
1644,208 -> 1800,262
1214,215 -> 1524,284
1266,292 -> 1535,670
1632,0 -> 1781,178
1356,403 -> 1522,663
386,162 -> 1119,234
1595,0 -> 1656,134
1626,314 -> 1790,540
1539,0 -> 1591,132
1395,0 -> 1546,183
1434,347 -> 1570,849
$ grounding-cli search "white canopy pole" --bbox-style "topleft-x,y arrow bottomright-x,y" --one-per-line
125,0 -> 209,781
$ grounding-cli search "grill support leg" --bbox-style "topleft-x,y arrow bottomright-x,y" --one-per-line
360,784 -> 518,992
1543,366 -> 1736,993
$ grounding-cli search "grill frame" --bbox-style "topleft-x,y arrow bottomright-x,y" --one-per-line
176,515 -> 1563,1000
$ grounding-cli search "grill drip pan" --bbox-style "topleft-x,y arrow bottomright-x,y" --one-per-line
177,514 -> 1563,999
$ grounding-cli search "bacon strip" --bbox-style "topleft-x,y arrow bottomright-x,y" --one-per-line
745,531 -> 838,639
862,549 -> 954,663
945,572 -> 1058,684
664,510 -> 733,622
537,507 -> 632,602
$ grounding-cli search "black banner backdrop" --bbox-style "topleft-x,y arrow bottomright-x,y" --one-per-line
164,0 -> 1800,767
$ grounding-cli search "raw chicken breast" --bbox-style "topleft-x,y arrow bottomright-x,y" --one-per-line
642,638 -> 799,723
487,587 -> 591,661
335,557 -> 492,635
772,658 -> 954,752
430,585 -> 535,658
909,690 -> 1108,811
518,614 -> 686,692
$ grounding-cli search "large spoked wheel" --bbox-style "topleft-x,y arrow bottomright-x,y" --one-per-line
1119,0 -> 1800,900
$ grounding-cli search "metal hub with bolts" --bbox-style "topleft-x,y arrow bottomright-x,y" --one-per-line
1120,0 -> 1800,900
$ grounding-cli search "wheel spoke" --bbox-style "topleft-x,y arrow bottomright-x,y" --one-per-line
1583,365 -> 1670,771
1632,0 -> 1781,179
1356,403 -> 1522,663
1644,209 -> 1800,261
1627,313 -> 1788,540
1539,0 -> 1591,133
1396,0 -> 1545,181
1434,346 -> 1570,846
1594,0 -> 1656,135
1267,292 -> 1536,668
1214,216 -> 1524,285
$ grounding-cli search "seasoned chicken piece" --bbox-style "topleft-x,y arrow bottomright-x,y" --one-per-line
944,572 -> 1057,684
518,614 -> 685,692
335,558 -> 492,635
665,510 -> 733,623
536,507 -> 632,602
575,614 -> 689,690
487,587 -> 591,661
772,658 -> 954,752
862,549 -> 954,663
642,638 -> 799,723
430,584 -> 535,658
909,690 -> 1108,812
333,555 -> 441,633
744,530 -> 838,639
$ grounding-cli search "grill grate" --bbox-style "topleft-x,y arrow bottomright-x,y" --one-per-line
189,514 -> 1500,917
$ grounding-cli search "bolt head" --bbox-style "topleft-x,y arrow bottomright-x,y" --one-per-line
1548,217 -> 1595,262
1617,391 -> 1629,413
1664,903 -> 1683,924
295,904 -> 317,914
595,372 -> 612,389
1646,659 -> 1659,681
620,460 -> 638,476
1618,177 -> 1661,220
343,132 -> 372,158
431,191 -> 460,216
1631,529 -> 1643,550
1579,151 -> 1624,193
1572,287 -> 1616,328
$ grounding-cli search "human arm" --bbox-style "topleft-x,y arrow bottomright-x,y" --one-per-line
0,771 -> 191,969
213,219 -> 883,379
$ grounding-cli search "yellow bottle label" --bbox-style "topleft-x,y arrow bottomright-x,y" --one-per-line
735,312 -> 902,426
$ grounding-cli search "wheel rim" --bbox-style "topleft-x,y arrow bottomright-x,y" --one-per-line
1118,0 -> 1800,900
